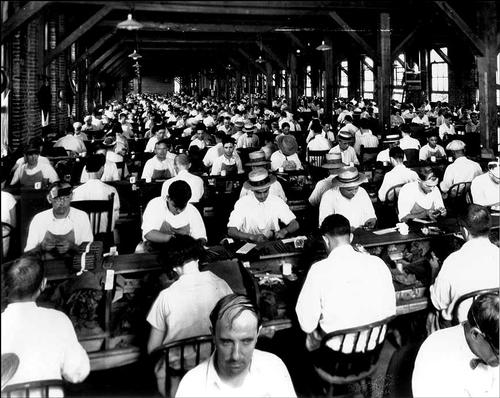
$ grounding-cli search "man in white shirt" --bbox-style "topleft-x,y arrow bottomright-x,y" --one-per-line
307,124 -> 331,151
329,131 -> 359,166
147,235 -> 233,397
398,125 -> 420,151
378,147 -> 418,202
319,167 -> 376,229
338,115 -> 360,137
176,294 -> 296,397
308,152 -> 344,207
145,126 -> 167,153
438,112 -> 456,140
412,294 -> 499,398
471,159 -> 500,207
270,135 -> 303,171
296,214 -> 396,352
53,128 -> 86,155
161,154 -> 204,203
141,180 -> 207,251
419,131 -> 446,161
142,140 -> 176,181
236,122 -> 260,149
203,131 -> 224,168
411,108 -> 430,127
353,118 -> 379,156
210,137 -> 244,176
2,256 -> 90,394
241,155 -> 287,202
440,140 -> 482,194
430,205 -> 499,327
10,144 -> 59,187
227,169 -> 299,243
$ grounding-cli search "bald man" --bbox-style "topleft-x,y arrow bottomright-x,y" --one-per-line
161,154 -> 204,203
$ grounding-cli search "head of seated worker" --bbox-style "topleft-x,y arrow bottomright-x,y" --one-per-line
243,168 -> 275,203
166,180 -> 192,215
24,142 -> 41,168
389,146 -> 405,167
465,293 -> 499,367
222,137 -> 236,159
84,154 -> 105,179
3,255 -> 46,304
427,130 -> 440,150
153,126 -> 166,141
334,167 -> 368,200
320,214 -> 352,254
158,234 -> 204,276
154,139 -> 169,161
487,159 -> 500,184
47,181 -> 73,218
337,131 -> 353,152
417,166 -> 439,195
457,204 -> 492,241
446,139 -> 466,160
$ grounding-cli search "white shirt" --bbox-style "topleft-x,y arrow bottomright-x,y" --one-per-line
161,170 -> 204,203
145,136 -> 159,153
11,162 -> 59,186
203,143 -> 224,168
440,157 -> 482,193
397,181 -> 444,221
329,145 -> 359,166
210,154 -> 244,175
378,164 -> 419,202
307,135 -> 331,151
296,244 -> 396,352
1,302 -> 90,389
430,237 -> 499,322
54,135 -> 86,154
141,197 -> 206,241
25,208 -> 93,252
236,133 -> 259,149
72,179 -> 120,230
438,122 -> 456,140
399,135 -> 421,151
176,349 -> 296,398
308,175 -> 335,207
2,191 -> 17,256
354,130 -> 379,155
239,180 -> 287,202
470,173 -> 500,206
319,186 -> 376,228
189,138 -> 207,150
412,325 -> 499,398
419,144 -> 446,161
80,161 -> 119,183
13,155 -> 50,172
227,194 -> 296,239
141,156 -> 176,180
411,115 -> 430,126
270,151 -> 303,171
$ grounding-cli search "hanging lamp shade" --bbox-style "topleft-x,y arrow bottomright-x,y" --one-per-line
255,55 -> 265,64
316,40 -> 332,51
128,49 -> 143,60
117,13 -> 143,31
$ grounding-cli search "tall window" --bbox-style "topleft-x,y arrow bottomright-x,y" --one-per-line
338,60 -> 348,98
305,65 -> 312,97
392,53 -> 405,102
430,47 -> 449,102
280,69 -> 286,97
362,56 -> 374,99
496,52 -> 500,106
319,70 -> 326,98
174,77 -> 181,93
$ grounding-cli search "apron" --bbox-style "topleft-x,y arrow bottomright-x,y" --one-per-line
41,230 -> 76,256
152,169 -> 171,181
410,201 -> 434,217
20,169 -> 43,187
282,157 -> 297,171
221,162 -> 237,176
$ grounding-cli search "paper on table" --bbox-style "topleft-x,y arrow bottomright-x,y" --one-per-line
236,242 -> 257,254
413,218 -> 435,224
373,227 -> 398,235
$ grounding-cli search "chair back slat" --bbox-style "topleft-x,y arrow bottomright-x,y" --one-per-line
3,379 -> 63,397
452,288 -> 499,325
385,183 -> 405,205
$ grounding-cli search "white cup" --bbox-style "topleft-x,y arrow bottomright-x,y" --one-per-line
129,176 -> 136,184
221,170 -> 226,176
278,167 -> 284,173
430,156 -> 436,162
34,182 -> 41,190
397,222 -> 409,235
282,263 -> 292,276
146,177 -> 152,183
448,156 -> 453,162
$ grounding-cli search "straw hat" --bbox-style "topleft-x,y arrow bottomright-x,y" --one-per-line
321,152 -> 343,169
243,168 -> 276,191
243,122 -> 256,133
245,150 -> 269,167
277,135 -> 298,156
234,120 -> 244,128
331,167 -> 368,188
337,131 -> 354,142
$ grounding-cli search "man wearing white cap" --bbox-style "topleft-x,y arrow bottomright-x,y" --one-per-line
227,169 -> 299,243
308,153 -> 344,207
470,158 -> 500,207
73,122 -> 88,141
241,152 -> 286,202
329,131 -> 359,166
53,127 -> 86,155
236,122 -> 260,149
440,140 -> 482,194
81,115 -> 96,133
318,167 -> 376,229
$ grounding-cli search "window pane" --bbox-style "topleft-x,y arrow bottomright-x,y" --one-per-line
339,88 -> 348,98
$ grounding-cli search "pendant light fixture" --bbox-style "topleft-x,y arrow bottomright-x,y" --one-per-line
117,12 -> 143,31
316,40 -> 332,51
255,35 -> 266,64
128,49 -> 142,60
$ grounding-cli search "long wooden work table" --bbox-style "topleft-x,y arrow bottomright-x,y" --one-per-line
31,213 -> 499,371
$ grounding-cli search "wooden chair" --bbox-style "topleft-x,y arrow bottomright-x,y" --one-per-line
151,335 -> 214,398
452,288 -> 500,325
403,149 -> 419,167
312,315 -> 396,397
71,193 -> 115,248
446,181 -> 472,210
2,379 -> 64,397
359,146 -> 379,170
1,222 -> 14,261
384,183 -> 405,206
306,150 -> 329,168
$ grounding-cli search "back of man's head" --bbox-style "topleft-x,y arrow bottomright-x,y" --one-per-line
168,180 -> 192,209
389,146 -> 405,161
467,293 -> 499,352
209,294 -> 261,332
458,204 -> 491,237
159,235 -> 203,269
174,153 -> 191,170
3,256 -> 44,302
320,214 -> 351,238
85,154 -> 105,174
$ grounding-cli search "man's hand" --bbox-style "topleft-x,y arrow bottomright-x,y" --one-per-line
41,239 -> 56,252
55,240 -> 72,255
275,228 -> 288,239
427,209 -> 440,221
251,234 -> 268,243
363,218 -> 376,230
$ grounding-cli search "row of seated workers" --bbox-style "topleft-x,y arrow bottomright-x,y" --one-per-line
1,92 -> 499,397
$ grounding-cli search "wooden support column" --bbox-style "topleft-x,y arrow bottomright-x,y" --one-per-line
476,1 -> 498,151
348,55 -> 361,100
323,36 -> 334,123
265,62 -> 273,108
235,70 -> 241,102
377,12 -> 391,136
289,51 -> 298,112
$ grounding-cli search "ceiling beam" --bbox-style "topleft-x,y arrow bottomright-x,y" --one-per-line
392,26 -> 418,59
107,56 -> 128,76
238,48 -> 266,74
100,49 -> 129,74
71,31 -> 115,70
395,55 -> 406,69
123,38 -> 268,44
433,1 -> 485,56
328,11 -> 375,58
140,47 -> 220,51
283,32 -> 306,50
44,5 -> 113,66
261,43 -> 286,70
433,47 -> 451,65
88,40 -> 122,71
1,1 -> 51,43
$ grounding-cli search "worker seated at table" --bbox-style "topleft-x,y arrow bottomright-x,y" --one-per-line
308,152 -> 344,207
80,144 -> 120,183
24,182 -> 93,254
210,136 -> 244,176
319,167 -> 376,230
412,293 -> 499,398
202,131 -> 224,169
397,166 -> 446,223
141,139 -> 176,181
53,127 -> 86,156
11,137 -> 50,173
227,168 -> 299,243
328,130 -> 359,166
419,129 -> 446,162
440,140 -> 482,195
1,256 -> 90,394
161,154 -> 204,203
147,235 -> 233,397
270,135 -> 303,171
378,147 -> 418,202
236,122 -> 260,149
240,153 -> 287,202
176,293 -> 296,398
145,125 -> 167,153
296,214 -> 396,352
428,204 -> 499,332
10,141 -> 59,187
470,158 -> 500,208
140,180 -> 206,252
